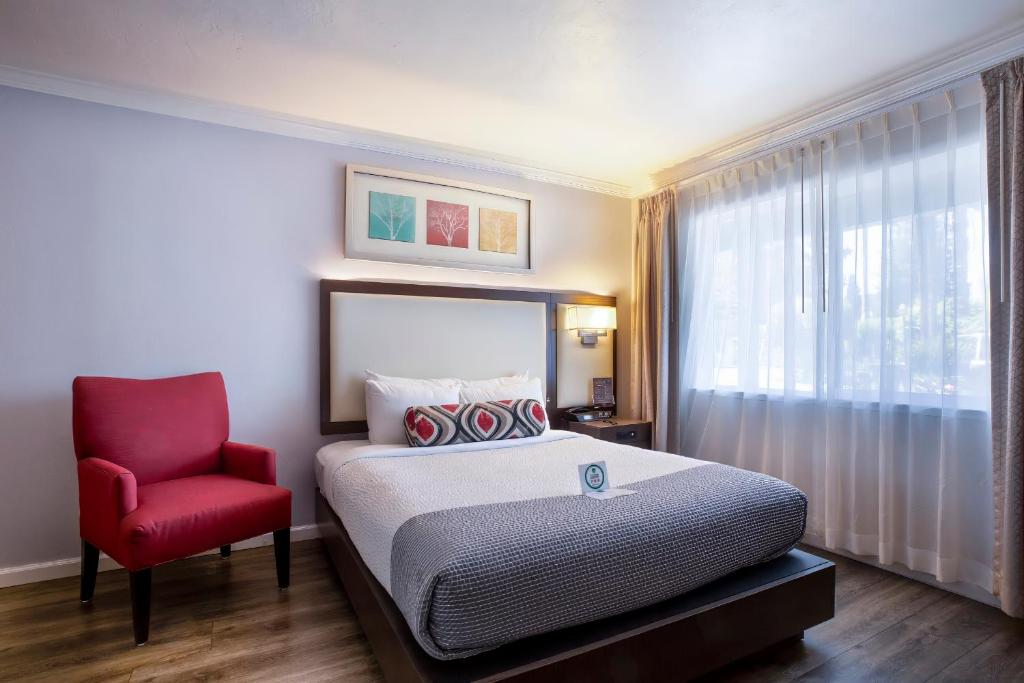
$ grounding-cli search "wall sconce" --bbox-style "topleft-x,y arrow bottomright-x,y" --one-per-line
564,305 -> 617,346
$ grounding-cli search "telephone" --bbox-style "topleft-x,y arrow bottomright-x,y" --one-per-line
564,406 -> 614,422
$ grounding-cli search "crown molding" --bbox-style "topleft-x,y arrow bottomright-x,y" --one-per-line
645,21 -> 1024,194
4,17 -> 1023,202
0,64 -> 632,198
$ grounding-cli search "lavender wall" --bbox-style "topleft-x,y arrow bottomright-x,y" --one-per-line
0,85 -> 632,572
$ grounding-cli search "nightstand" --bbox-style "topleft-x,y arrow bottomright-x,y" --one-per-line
566,417 -> 652,450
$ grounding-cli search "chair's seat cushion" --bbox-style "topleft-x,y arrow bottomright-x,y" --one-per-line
113,474 -> 291,570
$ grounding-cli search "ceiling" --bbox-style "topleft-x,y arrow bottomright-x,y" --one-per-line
1,0 -> 1022,193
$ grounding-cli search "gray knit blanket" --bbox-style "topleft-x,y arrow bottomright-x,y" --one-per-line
390,463 -> 807,660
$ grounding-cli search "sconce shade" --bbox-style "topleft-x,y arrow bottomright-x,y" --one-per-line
564,305 -> 617,331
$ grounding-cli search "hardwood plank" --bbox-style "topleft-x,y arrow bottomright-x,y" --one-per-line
0,539 -> 1019,682
794,572 -> 1024,683
794,596 -> 977,682
0,541 -> 382,683
132,572 -> 381,680
931,623 -> 1024,682
130,617 -> 380,682
0,564 -> 215,682
0,617 -> 212,682
699,549 -> 947,683
898,590 -> 1016,646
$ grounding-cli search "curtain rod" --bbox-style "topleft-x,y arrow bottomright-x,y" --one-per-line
643,28 -> 1024,198
647,72 -> 982,198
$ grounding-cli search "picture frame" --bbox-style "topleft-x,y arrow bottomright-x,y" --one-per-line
344,164 -> 535,273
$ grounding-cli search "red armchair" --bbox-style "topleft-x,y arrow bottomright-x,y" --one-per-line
72,371 -> 292,645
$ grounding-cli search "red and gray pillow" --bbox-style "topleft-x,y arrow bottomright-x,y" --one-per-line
404,399 -> 548,447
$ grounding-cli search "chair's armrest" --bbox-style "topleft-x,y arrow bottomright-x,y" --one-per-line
78,458 -> 138,547
222,441 -> 277,485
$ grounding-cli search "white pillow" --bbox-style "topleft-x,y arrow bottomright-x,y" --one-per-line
459,377 -> 545,404
461,373 -> 530,390
365,379 -> 459,445
365,370 -> 461,390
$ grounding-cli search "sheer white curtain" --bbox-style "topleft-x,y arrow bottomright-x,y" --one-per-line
671,79 -> 993,590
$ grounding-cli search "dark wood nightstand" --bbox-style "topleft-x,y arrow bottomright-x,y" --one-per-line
566,417 -> 652,450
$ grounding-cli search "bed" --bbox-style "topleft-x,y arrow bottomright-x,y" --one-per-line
316,279 -> 834,682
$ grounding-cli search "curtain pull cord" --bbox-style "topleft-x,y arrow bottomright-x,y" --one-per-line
819,140 -> 826,314
800,148 -> 806,314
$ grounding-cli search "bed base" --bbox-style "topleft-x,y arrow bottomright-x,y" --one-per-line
315,489 -> 835,682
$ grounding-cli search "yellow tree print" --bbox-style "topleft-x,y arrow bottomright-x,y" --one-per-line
479,208 -> 517,254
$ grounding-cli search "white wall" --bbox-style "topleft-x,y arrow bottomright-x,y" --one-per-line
0,86 -> 632,572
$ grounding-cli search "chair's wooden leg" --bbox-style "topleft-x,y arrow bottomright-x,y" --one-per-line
273,528 -> 290,589
220,544 -> 231,558
80,540 -> 99,604
129,569 -> 152,645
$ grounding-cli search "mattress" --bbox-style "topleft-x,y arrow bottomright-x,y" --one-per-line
316,431 -> 807,660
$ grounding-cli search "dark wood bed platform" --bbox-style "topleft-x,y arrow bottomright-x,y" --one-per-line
316,490 -> 835,683
316,280 -> 835,681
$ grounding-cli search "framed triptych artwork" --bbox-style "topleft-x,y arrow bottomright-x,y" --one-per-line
344,165 -> 534,273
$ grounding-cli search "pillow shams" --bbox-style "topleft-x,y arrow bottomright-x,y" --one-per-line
366,371 -> 528,391
365,379 -> 459,444
365,370 -> 461,390
460,373 -> 529,389
459,376 -> 544,404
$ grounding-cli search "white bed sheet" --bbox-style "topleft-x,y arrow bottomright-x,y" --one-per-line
315,431 -> 710,592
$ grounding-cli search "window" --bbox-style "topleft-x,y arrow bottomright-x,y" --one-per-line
679,82 -> 990,411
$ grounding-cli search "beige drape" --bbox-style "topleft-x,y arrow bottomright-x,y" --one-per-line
630,189 -> 677,451
984,58 -> 1024,618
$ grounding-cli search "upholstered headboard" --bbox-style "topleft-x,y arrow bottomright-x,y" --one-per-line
319,280 -> 615,435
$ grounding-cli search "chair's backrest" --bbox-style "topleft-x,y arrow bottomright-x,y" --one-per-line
72,372 -> 229,485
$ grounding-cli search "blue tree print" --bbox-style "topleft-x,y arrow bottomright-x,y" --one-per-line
368,191 -> 415,242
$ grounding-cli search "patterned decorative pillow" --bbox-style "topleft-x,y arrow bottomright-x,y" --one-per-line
404,399 -> 548,447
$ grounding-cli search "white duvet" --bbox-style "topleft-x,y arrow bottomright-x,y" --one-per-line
315,431 -> 710,592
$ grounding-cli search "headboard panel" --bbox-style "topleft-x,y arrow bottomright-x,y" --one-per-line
319,280 -> 614,435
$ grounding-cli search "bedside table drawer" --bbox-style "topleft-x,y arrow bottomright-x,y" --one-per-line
611,424 -> 648,445
565,419 -> 652,450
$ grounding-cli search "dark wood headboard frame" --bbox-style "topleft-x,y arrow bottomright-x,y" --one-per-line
319,279 -> 616,435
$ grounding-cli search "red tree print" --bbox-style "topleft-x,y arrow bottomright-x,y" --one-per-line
426,200 -> 469,248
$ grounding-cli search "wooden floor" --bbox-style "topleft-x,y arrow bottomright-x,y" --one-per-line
1,541 -> 1022,682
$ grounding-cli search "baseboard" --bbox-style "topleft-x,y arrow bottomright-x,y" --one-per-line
0,524 -> 320,589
